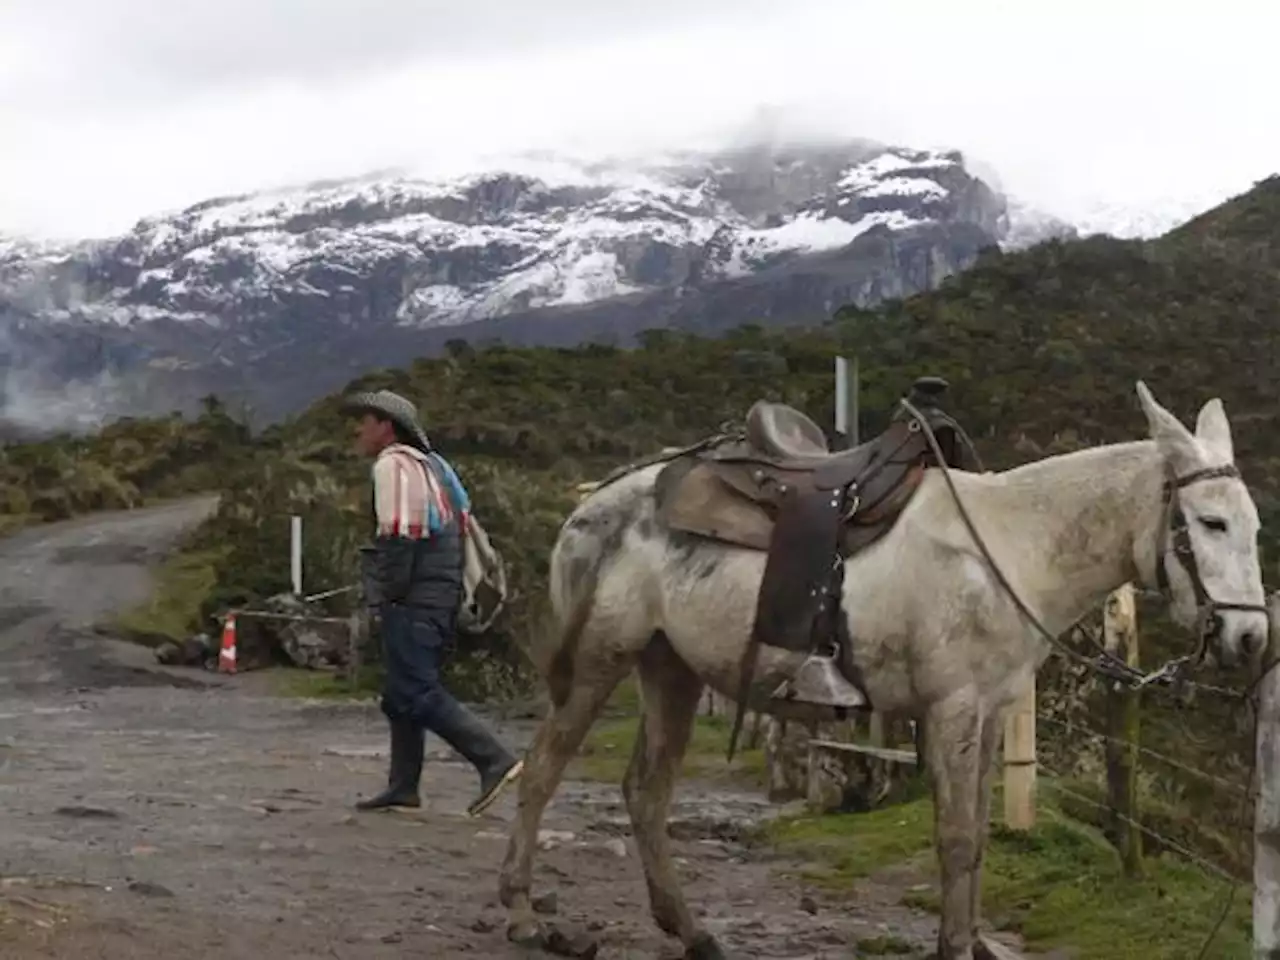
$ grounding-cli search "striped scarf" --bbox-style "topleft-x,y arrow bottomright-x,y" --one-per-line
371,443 -> 471,539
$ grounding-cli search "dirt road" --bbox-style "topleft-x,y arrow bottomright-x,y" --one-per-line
0,500 -> 943,959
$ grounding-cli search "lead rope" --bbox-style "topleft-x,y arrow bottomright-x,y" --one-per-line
898,397 -> 1161,688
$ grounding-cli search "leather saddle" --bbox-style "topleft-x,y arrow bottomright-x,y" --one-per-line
652,376 -> 981,713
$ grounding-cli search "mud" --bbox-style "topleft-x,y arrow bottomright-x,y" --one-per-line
0,499 -> 972,959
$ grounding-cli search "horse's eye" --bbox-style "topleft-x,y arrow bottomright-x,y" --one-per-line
1198,516 -> 1228,533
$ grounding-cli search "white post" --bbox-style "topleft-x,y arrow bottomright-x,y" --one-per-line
1253,591 -> 1280,956
834,356 -> 849,438
290,515 -> 303,596
834,354 -> 861,447
835,355 -> 880,744
851,355 -> 860,446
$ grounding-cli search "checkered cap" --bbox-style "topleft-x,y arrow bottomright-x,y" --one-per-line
342,389 -> 432,451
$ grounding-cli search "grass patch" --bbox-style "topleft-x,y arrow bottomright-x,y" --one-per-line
854,934 -> 916,955
0,512 -> 33,537
573,675 -> 765,786
766,794 -> 935,884
766,781 -> 1250,960
112,547 -> 225,646
274,665 -> 381,699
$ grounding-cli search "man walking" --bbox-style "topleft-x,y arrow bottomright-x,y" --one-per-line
343,389 -> 523,818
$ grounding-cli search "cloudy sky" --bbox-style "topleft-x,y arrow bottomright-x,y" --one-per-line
1,0 -> 1276,239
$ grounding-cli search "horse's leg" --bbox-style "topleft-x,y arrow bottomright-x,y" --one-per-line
968,711 -> 1006,958
623,632 -> 724,960
499,645 -> 635,943
924,695 -> 983,960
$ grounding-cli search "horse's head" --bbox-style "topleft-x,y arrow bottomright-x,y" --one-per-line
1135,381 -> 1269,668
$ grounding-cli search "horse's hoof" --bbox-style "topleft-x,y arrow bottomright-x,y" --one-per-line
686,931 -> 728,960
544,922 -> 599,958
506,918 -> 544,948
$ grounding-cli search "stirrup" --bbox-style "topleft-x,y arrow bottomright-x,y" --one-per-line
770,651 -> 869,709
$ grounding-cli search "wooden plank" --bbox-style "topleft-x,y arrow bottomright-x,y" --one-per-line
346,611 -> 366,692
1002,677 -> 1037,831
807,739 -> 917,764
978,932 -> 1030,959
1253,591 -> 1280,956
1103,583 -> 1143,876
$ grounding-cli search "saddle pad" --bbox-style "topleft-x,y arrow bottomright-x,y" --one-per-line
657,460 -> 776,552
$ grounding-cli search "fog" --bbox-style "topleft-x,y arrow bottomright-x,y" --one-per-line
2,0 -> 1276,239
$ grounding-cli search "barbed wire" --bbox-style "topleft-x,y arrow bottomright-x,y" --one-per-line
1036,767 -> 1242,884
214,584 -> 363,627
1036,712 -> 1251,798
1037,676 -> 1265,959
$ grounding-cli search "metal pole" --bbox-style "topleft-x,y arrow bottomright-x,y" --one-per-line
290,515 -> 303,596
851,356 -> 860,447
1254,592 -> 1280,956
833,355 -> 860,452
834,355 -> 849,441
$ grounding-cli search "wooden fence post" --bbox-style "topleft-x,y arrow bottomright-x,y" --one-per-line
1003,676 -> 1037,831
867,713 -> 886,748
347,611 -> 366,693
1253,591 -> 1280,956
1103,583 -> 1143,876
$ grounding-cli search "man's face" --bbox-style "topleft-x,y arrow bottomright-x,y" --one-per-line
354,413 -> 394,457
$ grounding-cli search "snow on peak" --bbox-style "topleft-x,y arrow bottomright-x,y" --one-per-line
1,145 -> 991,331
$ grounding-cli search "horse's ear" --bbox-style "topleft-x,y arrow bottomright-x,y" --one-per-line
1194,397 -> 1235,462
1136,380 -> 1198,464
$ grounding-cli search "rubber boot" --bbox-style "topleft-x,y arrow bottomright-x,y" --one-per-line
355,717 -> 425,811
426,696 -> 524,817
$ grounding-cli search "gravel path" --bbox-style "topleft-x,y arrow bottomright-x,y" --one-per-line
0,500 -> 958,959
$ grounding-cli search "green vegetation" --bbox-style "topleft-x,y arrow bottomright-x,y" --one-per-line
853,935 -> 916,956
0,395 -> 252,529
113,547 -> 225,647
768,785 -> 1250,959
573,709 -> 766,787
574,713 -> 758,783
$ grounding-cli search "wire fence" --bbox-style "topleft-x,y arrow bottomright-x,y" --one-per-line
213,583 -> 367,680
1036,712 -> 1251,798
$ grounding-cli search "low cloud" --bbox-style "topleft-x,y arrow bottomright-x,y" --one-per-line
1,1 -> 1277,246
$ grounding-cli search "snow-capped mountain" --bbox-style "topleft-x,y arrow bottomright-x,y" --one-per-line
0,141 -> 1067,426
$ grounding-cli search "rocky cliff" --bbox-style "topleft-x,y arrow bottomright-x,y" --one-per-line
0,140 -> 1072,426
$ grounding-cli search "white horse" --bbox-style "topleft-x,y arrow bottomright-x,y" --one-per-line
499,381 -> 1268,960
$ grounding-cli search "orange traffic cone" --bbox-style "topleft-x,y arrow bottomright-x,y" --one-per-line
218,613 -> 238,674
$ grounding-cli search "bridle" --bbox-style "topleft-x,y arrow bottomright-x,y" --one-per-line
901,395 -> 1269,689
1150,462 -> 1270,659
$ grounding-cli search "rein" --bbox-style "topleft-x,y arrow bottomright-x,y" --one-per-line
899,398 -> 1267,693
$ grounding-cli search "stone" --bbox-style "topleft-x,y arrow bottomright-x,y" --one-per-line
544,923 -> 599,959
762,717 -> 816,802
126,880 -> 174,898
805,740 -> 920,814
536,829 -> 577,851
53,805 -> 119,819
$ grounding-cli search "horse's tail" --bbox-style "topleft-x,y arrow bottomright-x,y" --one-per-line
546,579 -> 596,709
544,518 -> 601,710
